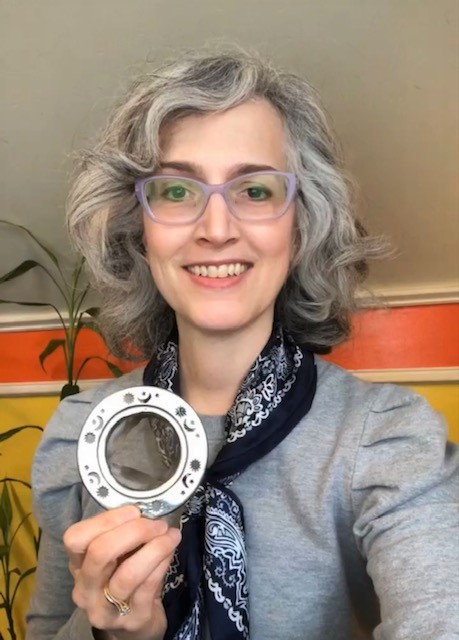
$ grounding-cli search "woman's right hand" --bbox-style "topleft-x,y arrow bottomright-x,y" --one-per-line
63,505 -> 181,640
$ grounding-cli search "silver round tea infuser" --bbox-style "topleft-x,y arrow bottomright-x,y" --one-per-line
77,386 -> 208,518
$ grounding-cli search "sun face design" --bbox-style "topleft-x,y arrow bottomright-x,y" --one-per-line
176,406 -> 187,417
123,393 -> 135,404
190,459 -> 201,472
97,486 -> 109,498
84,432 -> 96,444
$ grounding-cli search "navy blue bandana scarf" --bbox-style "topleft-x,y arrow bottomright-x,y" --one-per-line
143,325 -> 317,640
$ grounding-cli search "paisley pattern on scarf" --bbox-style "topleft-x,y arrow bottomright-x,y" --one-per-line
143,324 -> 317,640
162,490 -> 204,596
154,341 -> 178,391
150,341 -> 180,467
204,486 -> 249,636
228,344 -> 303,442
175,591 -> 204,640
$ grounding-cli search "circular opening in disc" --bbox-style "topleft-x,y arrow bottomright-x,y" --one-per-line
105,412 -> 180,491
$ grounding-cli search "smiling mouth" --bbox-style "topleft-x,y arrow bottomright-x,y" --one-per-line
185,263 -> 251,278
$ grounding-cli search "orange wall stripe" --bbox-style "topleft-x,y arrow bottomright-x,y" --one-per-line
0,304 -> 458,384
326,304 -> 459,370
0,328 -> 138,383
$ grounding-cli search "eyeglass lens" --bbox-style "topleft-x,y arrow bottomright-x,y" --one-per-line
143,173 -> 291,223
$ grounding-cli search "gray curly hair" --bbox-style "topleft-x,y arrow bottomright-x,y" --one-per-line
67,46 -> 384,361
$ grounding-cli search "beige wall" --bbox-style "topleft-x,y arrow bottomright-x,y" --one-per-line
0,0 -> 458,315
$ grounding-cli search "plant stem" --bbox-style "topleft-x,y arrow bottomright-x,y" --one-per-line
1,530 -> 16,640
36,264 -> 69,306
4,601 -> 16,640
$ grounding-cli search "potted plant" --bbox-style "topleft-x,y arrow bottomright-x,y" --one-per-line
0,453 -> 42,640
0,220 -> 122,398
0,220 -> 123,639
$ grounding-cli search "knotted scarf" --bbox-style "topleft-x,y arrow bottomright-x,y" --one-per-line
143,325 -> 317,639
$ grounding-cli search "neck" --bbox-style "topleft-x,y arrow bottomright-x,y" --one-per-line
176,319 -> 274,415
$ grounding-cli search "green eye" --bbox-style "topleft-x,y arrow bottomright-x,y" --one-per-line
246,186 -> 270,200
163,185 -> 188,201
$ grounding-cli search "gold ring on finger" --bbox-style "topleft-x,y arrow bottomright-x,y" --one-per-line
103,586 -> 131,616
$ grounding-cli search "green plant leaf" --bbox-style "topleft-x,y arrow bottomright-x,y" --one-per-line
10,568 -> 20,576
73,284 -> 90,322
71,257 -> 85,286
33,529 -> 42,557
0,425 -> 43,443
9,510 -> 33,550
11,567 -> 37,606
0,260 -> 43,285
0,477 -> 32,489
73,307 -> 89,339
84,307 -> 100,317
0,298 -> 60,312
0,483 -> 12,536
0,299 -> 53,307
84,320 -> 104,338
104,360 -> 124,377
75,355 -> 123,382
0,545 -> 8,557
39,339 -> 66,372
11,566 -> 37,606
0,220 -> 60,268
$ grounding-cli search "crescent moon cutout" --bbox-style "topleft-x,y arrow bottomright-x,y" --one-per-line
138,393 -> 152,403
92,415 -> 105,431
87,471 -> 100,485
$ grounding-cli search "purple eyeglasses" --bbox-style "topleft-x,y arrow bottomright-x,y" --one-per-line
134,171 -> 297,225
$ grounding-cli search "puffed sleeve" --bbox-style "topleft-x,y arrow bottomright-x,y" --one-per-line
352,384 -> 459,639
25,392 -> 103,640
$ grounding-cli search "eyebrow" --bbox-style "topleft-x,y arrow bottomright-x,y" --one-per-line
156,161 -> 279,181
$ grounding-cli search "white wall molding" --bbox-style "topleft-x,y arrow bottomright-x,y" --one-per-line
0,309 -> 72,333
353,367 -> 459,383
0,379 -> 101,397
1,367 -> 458,397
357,282 -> 459,307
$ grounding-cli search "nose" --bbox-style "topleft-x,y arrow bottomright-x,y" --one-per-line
194,192 -> 239,246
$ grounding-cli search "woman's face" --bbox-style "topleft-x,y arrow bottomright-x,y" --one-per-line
143,99 -> 296,339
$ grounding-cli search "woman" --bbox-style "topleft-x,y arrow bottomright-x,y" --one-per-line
26,48 -> 458,640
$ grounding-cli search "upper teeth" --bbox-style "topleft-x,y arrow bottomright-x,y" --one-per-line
187,263 -> 249,278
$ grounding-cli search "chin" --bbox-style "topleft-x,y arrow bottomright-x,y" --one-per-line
194,319 -> 247,335
184,310 -> 251,334
189,308 -> 275,338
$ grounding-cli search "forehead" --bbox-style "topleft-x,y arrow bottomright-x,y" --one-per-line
158,99 -> 289,173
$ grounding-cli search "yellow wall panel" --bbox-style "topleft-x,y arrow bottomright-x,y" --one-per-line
404,383 -> 459,443
0,396 -> 59,640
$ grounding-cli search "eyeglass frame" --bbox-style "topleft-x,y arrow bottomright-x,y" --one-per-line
134,170 -> 298,225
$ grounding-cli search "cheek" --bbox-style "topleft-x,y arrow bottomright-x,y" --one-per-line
143,231 -> 170,289
267,217 -> 296,265
145,249 -> 161,281
143,225 -> 180,269
283,211 -> 299,268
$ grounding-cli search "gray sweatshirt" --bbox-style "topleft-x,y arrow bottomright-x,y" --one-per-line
26,358 -> 459,639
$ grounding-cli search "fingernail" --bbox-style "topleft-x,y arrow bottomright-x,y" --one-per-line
168,528 -> 182,545
155,519 -> 169,534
